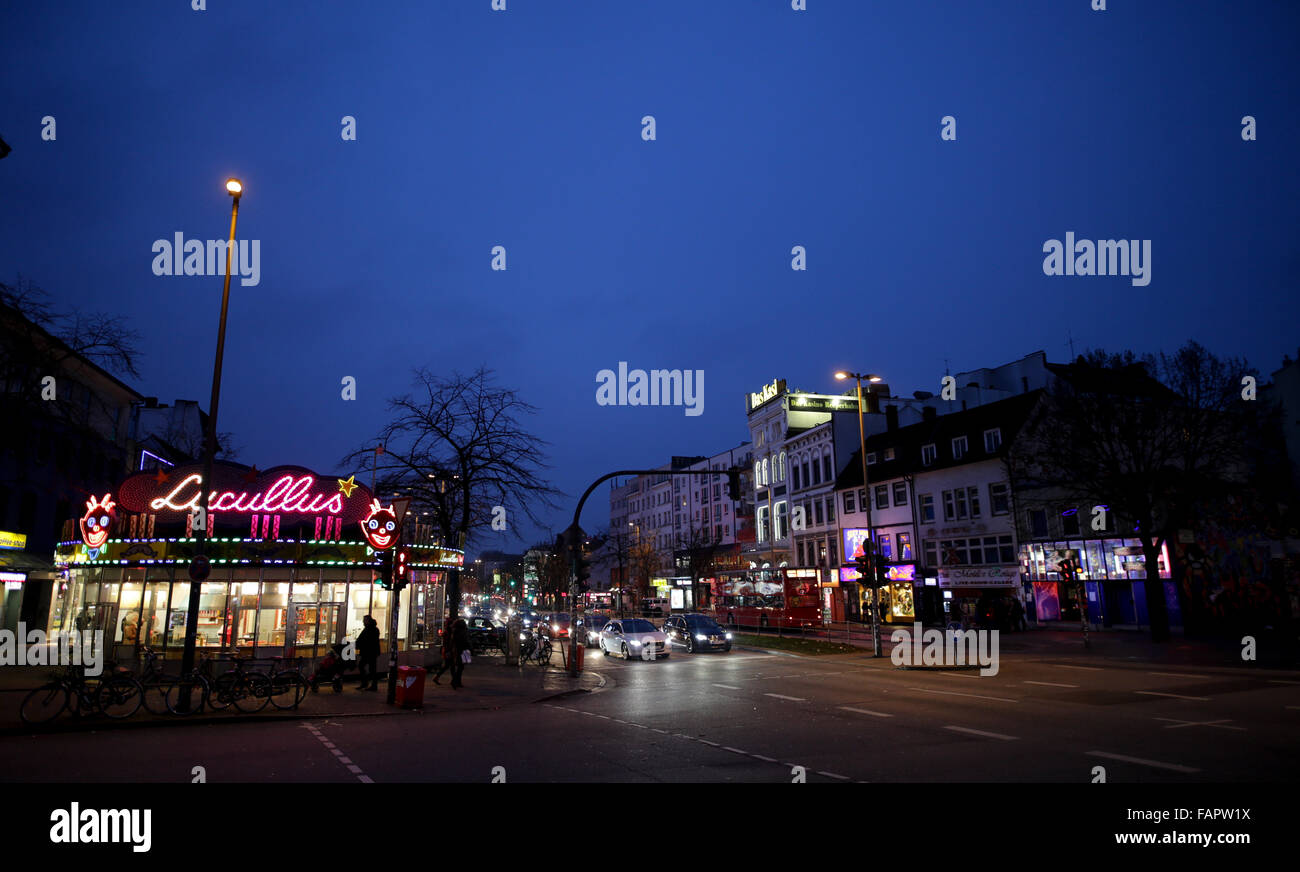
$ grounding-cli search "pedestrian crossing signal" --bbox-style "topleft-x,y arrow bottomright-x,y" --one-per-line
396,547 -> 409,590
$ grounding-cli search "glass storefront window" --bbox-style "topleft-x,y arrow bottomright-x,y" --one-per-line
230,569 -> 261,650
257,571 -> 290,651
141,569 -> 171,649
371,588 -> 391,651
117,570 -> 145,645
346,572 -> 372,642
195,576 -> 231,648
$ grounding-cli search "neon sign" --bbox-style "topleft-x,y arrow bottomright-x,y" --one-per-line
80,494 -> 117,550
115,463 -> 374,524
359,500 -> 398,551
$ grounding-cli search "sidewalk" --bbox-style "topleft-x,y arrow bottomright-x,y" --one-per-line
741,624 -> 1300,675
0,652 -> 607,735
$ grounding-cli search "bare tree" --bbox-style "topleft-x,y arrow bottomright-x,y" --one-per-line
342,367 -> 561,616
1009,343 -> 1259,642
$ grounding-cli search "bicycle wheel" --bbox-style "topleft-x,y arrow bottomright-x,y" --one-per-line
208,673 -> 236,710
232,672 -> 271,713
141,678 -> 172,715
269,672 -> 308,710
164,675 -> 210,716
97,676 -> 144,719
20,683 -> 68,725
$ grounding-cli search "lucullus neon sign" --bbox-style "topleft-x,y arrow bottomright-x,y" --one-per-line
149,474 -> 344,515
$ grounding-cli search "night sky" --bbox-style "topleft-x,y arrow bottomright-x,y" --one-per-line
3,1 -> 1297,553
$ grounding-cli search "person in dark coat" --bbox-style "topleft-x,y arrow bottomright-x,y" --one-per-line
431,616 -> 456,685
448,616 -> 470,689
356,615 -> 380,691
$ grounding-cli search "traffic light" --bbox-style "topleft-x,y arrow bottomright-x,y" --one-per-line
876,561 -> 890,588
395,547 -> 410,590
1059,558 -> 1075,582
726,469 -> 742,501
376,549 -> 393,590
575,550 -> 592,592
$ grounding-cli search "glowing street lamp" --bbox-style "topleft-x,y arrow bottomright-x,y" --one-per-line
835,368 -> 884,657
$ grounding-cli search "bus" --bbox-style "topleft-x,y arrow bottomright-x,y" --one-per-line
709,568 -> 823,630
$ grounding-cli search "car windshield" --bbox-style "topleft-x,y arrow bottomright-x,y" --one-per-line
622,619 -> 657,633
685,617 -> 721,629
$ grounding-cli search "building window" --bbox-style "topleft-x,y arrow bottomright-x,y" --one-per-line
921,444 -> 936,466
967,486 -> 981,518
792,464 -> 801,490
989,482 -> 1010,515
1062,509 -> 1080,536
875,485 -> 888,511
822,453 -> 832,482
884,448 -> 895,461
826,496 -> 835,523
897,532 -> 912,560
952,436 -> 968,460
803,460 -> 811,487
866,452 -> 877,466
923,539 -> 938,567
1029,509 -> 1048,537
778,452 -> 786,481
814,500 -> 824,526
757,507 -> 768,542
811,456 -> 822,486
828,538 -> 838,566
844,491 -> 856,514
776,502 -> 788,540
919,493 -> 935,523
984,428 -> 1002,452
892,481 -> 907,506
879,534 -> 893,560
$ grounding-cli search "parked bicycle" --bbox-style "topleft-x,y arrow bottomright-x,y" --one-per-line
209,654 -> 271,713
160,653 -> 214,716
520,629 -> 552,666
19,663 -> 142,725
264,656 -> 309,710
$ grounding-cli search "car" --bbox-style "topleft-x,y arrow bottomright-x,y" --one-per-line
466,616 -> 508,653
579,614 -> 610,646
598,618 -> 669,660
541,613 -> 572,638
662,613 -> 732,653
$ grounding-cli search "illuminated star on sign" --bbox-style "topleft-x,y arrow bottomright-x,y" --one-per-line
337,475 -> 358,497
153,468 -> 169,484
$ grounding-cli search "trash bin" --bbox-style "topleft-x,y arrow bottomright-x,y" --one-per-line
394,665 -> 427,709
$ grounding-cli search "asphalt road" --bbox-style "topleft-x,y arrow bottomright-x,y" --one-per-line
2,645 -> 1296,783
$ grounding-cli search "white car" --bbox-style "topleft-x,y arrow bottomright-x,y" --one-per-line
599,618 -> 669,661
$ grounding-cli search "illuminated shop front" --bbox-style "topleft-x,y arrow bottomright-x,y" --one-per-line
839,564 -> 916,624
51,462 -> 463,657
1019,539 -> 1178,627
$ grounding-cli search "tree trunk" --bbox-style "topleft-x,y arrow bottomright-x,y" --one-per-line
1141,537 -> 1170,642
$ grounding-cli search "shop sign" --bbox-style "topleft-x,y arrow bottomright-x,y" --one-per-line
937,565 -> 1020,588
746,379 -> 786,412
885,564 -> 916,582
116,464 -> 376,522
0,531 -> 27,550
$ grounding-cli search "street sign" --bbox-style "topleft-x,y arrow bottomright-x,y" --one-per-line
188,555 -> 211,581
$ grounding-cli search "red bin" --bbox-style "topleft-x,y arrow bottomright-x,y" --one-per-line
395,665 -> 427,709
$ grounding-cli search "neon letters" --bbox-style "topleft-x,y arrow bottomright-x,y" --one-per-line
149,474 -> 345,516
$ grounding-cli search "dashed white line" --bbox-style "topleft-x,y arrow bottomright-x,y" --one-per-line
1023,680 -> 1078,688
1051,664 -> 1104,671
945,725 -> 1019,741
1135,690 -> 1209,702
722,746 -> 747,754
303,723 -> 374,784
346,764 -> 363,774
699,739 -> 719,747
1154,717 -> 1245,731
752,754 -> 777,763
764,693 -> 806,701
712,683 -> 741,690
1086,751 -> 1200,774
909,686 -> 1017,703
1148,671 -> 1210,679
357,775 -> 374,784
839,706 -> 893,718
935,671 -> 981,679
818,771 -> 851,781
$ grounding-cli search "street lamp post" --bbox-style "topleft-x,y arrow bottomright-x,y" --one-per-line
836,370 -> 883,657
179,178 -> 242,698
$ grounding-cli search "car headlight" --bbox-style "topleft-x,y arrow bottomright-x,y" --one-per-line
725,633 -> 733,639
629,640 -> 642,647
695,634 -> 707,641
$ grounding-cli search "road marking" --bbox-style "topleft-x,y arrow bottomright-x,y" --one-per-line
752,754 -> 777,762
651,728 -> 669,734
1086,751 -> 1200,774
945,725 -> 1019,741
1051,664 -> 1103,671
321,741 -> 336,748
1023,680 -> 1078,688
303,723 -> 375,784
1135,690 -> 1210,702
712,683 -> 741,690
337,756 -> 353,765
611,718 -> 627,723
358,775 -> 374,784
1148,671 -> 1210,679
330,749 -> 344,756
765,693 -> 806,701
818,771 -> 851,780
346,764 -> 363,774
699,739 -> 719,747
839,706 -> 893,718
909,686 -> 1017,703
1154,717 -> 1246,731
936,671 -> 981,679
722,746 -> 746,754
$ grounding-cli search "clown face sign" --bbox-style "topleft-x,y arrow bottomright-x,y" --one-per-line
359,499 -> 398,550
80,494 -> 117,550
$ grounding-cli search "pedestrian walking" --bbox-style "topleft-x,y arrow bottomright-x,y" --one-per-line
1011,596 -> 1027,632
448,615 -> 470,689
431,616 -> 456,685
356,615 -> 380,691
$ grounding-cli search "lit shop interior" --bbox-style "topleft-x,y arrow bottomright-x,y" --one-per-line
1019,539 -> 1178,626
49,462 -> 463,658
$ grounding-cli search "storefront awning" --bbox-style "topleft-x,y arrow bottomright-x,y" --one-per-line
0,550 -> 57,578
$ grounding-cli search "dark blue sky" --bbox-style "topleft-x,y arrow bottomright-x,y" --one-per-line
3,1 -> 1297,554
